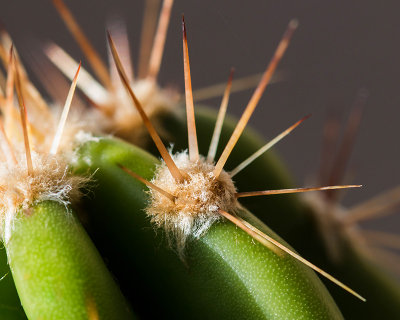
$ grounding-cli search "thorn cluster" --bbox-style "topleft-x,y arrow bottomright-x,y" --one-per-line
0,38 -> 87,242
108,15 -> 365,301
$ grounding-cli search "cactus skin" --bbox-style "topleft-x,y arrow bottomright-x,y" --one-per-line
4,200 -> 135,320
160,106 -> 400,318
73,136 -> 343,320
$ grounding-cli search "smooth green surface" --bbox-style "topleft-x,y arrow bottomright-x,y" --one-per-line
5,201 -> 135,320
74,137 -> 343,319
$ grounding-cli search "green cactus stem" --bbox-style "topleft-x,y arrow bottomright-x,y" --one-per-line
4,200 -> 136,320
72,136 -> 344,319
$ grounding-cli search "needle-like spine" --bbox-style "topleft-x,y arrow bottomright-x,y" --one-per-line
230,114 -> 310,177
108,32 -> 185,182
182,16 -> 199,162
218,209 -> 366,301
235,185 -> 361,198
12,47 -> 33,175
207,68 -> 234,162
213,20 -> 298,178
147,0 -> 174,81
50,62 -> 81,155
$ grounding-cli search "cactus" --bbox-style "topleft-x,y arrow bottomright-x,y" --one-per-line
0,47 -> 135,319
7,200 -> 135,320
71,23 -> 366,318
73,136 -> 344,319
0,0 -> 398,318
2,4 -> 351,318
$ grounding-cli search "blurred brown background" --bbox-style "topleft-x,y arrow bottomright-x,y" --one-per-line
1,0 -> 400,233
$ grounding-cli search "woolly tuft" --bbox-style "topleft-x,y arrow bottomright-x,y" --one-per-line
146,151 -> 238,255
0,150 -> 89,244
89,79 -> 179,146
0,40 -> 93,245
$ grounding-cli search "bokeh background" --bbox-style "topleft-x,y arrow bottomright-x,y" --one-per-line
1,0 -> 400,234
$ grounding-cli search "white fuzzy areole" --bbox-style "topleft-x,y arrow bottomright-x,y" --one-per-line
146,151 -> 238,255
0,151 -> 88,243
